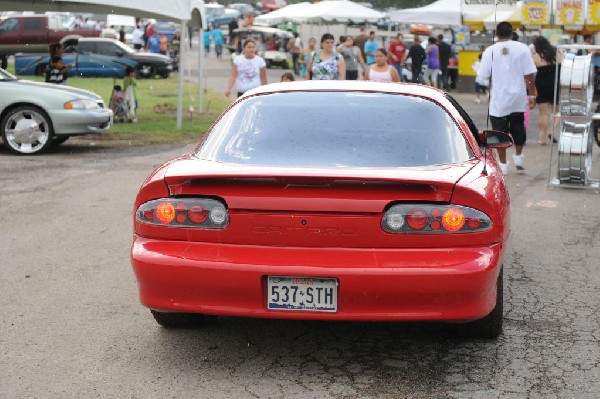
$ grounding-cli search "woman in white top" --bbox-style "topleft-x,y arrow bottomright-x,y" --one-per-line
365,48 -> 400,83
225,39 -> 268,97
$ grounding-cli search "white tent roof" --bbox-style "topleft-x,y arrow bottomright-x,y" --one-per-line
0,0 -> 206,27
254,2 -> 313,26
389,0 -> 494,27
389,0 -> 462,26
288,0 -> 385,24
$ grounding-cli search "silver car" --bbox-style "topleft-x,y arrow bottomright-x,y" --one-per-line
0,68 -> 113,155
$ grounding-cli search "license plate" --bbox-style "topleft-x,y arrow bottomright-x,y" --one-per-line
267,276 -> 338,312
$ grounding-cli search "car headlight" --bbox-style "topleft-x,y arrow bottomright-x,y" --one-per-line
64,99 -> 99,110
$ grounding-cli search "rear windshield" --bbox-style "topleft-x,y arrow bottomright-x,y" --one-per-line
196,91 -> 474,167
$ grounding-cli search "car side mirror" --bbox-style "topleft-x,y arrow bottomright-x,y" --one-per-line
116,49 -> 124,56
479,130 -> 513,149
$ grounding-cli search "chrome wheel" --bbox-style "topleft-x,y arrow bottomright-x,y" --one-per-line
1,106 -> 53,155
558,120 -> 593,185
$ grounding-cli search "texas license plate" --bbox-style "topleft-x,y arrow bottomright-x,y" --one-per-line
267,276 -> 338,312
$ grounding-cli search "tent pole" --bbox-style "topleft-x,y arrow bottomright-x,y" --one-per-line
198,27 -> 204,114
177,19 -> 187,129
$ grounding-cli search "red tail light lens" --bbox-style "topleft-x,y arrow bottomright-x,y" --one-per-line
382,204 -> 491,234
188,204 -> 208,223
406,208 -> 429,230
136,198 -> 229,229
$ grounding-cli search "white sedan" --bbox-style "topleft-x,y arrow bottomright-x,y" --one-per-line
0,68 -> 113,155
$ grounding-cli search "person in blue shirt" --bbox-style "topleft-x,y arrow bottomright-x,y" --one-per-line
213,27 -> 223,59
146,31 -> 161,54
364,31 -> 379,66
203,29 -> 212,56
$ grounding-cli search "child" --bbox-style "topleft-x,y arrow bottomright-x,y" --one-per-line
472,53 -> 488,104
123,66 -> 138,122
45,56 -> 68,85
280,72 -> 295,82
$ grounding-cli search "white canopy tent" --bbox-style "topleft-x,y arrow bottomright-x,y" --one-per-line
288,0 -> 385,24
389,0 -> 462,27
254,2 -> 313,26
0,0 -> 207,128
389,0 -> 494,28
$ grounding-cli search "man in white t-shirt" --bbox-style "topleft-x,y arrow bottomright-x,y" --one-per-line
477,22 -> 537,175
132,26 -> 145,51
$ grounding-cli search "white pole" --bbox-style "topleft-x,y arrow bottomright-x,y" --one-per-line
176,19 -> 187,129
198,27 -> 204,113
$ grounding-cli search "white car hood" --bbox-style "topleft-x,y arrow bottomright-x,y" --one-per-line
14,79 -> 101,100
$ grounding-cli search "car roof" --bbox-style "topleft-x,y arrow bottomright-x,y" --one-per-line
78,37 -> 120,42
243,81 -> 448,104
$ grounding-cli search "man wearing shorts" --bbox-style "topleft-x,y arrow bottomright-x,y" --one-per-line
477,22 -> 537,175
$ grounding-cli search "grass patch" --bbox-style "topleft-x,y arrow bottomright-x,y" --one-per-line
7,62 -> 230,146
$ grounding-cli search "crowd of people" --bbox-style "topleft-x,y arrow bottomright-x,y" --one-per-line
223,28 -> 461,97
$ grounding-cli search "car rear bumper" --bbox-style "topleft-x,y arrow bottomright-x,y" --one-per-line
131,237 -> 505,322
50,109 -> 113,135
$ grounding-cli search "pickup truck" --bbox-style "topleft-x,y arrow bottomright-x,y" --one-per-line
0,14 -> 101,57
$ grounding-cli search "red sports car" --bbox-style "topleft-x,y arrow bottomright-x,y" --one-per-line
131,81 -> 512,338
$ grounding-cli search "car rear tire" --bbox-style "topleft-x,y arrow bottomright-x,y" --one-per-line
1,105 -> 54,155
455,268 -> 503,339
281,61 -> 289,70
137,63 -> 156,79
151,310 -> 213,329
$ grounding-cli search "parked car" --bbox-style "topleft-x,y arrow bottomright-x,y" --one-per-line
0,68 -> 112,155
130,81 -> 512,338
76,38 -> 174,78
0,14 -> 100,57
232,26 -> 292,69
14,37 -> 173,79
205,3 -> 235,28
14,52 -> 138,78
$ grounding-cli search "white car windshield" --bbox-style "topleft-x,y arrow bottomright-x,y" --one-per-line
197,91 -> 474,167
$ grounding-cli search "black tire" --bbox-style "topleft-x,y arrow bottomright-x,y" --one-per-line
265,59 -> 272,69
1,55 -> 8,70
1,105 -> 54,155
151,310 -> 211,329
52,136 -> 70,146
137,63 -> 156,79
281,61 -> 289,70
455,268 -> 503,339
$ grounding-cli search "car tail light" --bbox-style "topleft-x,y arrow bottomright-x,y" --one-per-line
382,204 -> 491,234
136,198 -> 229,229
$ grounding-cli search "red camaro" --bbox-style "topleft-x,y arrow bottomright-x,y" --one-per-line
131,81 -> 512,338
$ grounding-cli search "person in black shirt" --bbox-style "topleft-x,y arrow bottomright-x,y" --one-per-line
437,34 -> 451,90
403,35 -> 426,84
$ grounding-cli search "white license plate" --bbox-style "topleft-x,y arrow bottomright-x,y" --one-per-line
267,276 -> 338,312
